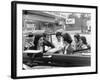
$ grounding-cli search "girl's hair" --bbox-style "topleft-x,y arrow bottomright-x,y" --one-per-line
33,35 -> 42,50
56,32 -> 62,37
80,36 -> 87,45
74,34 -> 80,42
62,33 -> 72,44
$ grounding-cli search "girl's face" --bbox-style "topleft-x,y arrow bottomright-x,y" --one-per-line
57,36 -> 61,42
80,39 -> 83,44
39,37 -> 44,46
74,37 -> 78,43
46,35 -> 49,41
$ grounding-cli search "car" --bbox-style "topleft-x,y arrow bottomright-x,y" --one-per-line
23,30 -> 91,67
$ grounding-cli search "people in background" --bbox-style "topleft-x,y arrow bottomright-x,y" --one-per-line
62,33 -> 74,54
80,36 -> 91,50
74,33 -> 82,50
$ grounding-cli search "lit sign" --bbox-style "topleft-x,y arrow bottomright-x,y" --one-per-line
66,18 -> 75,24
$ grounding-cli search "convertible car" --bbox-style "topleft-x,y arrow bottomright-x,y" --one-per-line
23,30 -> 91,68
